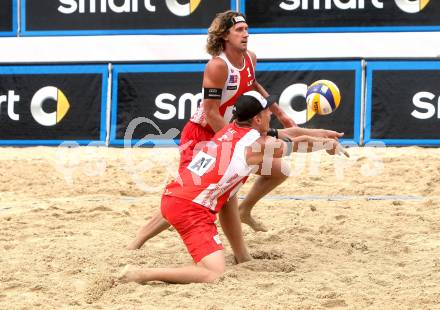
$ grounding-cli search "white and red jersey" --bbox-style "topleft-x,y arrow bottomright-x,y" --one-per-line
190,51 -> 255,130
164,122 -> 260,213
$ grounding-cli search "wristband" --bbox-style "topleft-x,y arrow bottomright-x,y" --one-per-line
204,88 -> 222,99
267,128 -> 278,138
281,137 -> 293,156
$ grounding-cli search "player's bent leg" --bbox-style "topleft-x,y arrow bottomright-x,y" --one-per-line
127,210 -> 171,250
195,250 -> 226,283
117,265 -> 147,284
239,158 -> 290,232
219,196 -> 252,263
118,250 -> 225,284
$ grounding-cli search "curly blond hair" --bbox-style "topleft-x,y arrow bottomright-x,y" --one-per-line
206,11 -> 246,56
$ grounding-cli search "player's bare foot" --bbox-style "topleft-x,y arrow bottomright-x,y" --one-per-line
127,241 -> 141,250
118,265 -> 145,284
234,254 -> 252,264
239,211 -> 268,232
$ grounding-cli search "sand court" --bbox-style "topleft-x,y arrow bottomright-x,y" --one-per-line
1,146 -> 439,309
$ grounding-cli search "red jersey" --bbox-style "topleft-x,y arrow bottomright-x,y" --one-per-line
190,51 -> 255,130
165,122 -> 260,213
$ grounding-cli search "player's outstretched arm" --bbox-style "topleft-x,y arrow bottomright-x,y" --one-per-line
245,135 -> 349,168
291,136 -> 349,157
268,102 -> 297,128
278,127 -> 344,140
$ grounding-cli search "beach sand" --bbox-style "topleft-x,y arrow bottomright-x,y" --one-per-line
1,146 -> 439,309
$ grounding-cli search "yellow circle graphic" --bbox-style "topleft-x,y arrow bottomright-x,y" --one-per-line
31,86 -> 70,126
165,0 -> 202,16
395,0 -> 431,13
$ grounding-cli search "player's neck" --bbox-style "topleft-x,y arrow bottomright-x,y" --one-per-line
223,48 -> 245,69
234,120 -> 253,128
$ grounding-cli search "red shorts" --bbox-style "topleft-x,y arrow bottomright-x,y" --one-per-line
160,194 -> 223,263
178,121 -> 214,173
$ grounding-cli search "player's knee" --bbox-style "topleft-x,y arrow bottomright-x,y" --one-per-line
261,173 -> 288,183
202,268 -> 224,283
277,172 -> 289,181
202,262 -> 225,283
197,250 -> 225,282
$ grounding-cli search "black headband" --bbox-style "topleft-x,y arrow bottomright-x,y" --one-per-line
225,15 -> 246,29
233,91 -> 277,122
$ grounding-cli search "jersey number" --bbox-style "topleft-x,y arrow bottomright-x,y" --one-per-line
188,151 -> 216,176
246,67 -> 252,77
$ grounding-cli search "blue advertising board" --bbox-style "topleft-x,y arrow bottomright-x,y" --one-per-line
0,0 -> 17,36
110,61 -> 362,146
241,0 -> 440,33
0,65 -> 108,145
365,61 -> 440,146
22,0 -> 236,36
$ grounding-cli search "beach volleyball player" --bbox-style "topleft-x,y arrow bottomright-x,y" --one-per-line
127,11 -> 344,263
120,91 -> 348,284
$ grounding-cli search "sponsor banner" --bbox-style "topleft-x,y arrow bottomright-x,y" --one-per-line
110,61 -> 361,146
0,65 -> 108,145
365,61 -> 440,145
22,0 -> 235,36
241,0 -> 440,32
259,61 -> 362,144
0,0 -> 17,36
110,64 -> 204,146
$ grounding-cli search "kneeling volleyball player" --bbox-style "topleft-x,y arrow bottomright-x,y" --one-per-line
119,91 -> 348,284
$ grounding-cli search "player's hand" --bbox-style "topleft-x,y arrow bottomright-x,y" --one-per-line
281,127 -> 343,140
325,140 -> 349,157
315,129 -> 344,140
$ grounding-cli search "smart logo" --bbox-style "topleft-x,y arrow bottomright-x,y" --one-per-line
31,86 -> 70,126
411,91 -> 440,119
166,0 -> 202,16
154,92 -> 201,120
279,0 -> 431,13
395,0 -> 430,13
278,83 -> 314,125
58,0 -> 203,16
0,86 -> 70,126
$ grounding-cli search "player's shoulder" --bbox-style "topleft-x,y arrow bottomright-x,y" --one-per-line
246,50 -> 257,67
203,57 -> 228,84
251,135 -> 272,149
247,49 -> 256,58
207,56 -> 228,69
245,135 -> 274,162
258,135 -> 283,150
247,50 -> 257,61
205,57 -> 228,74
